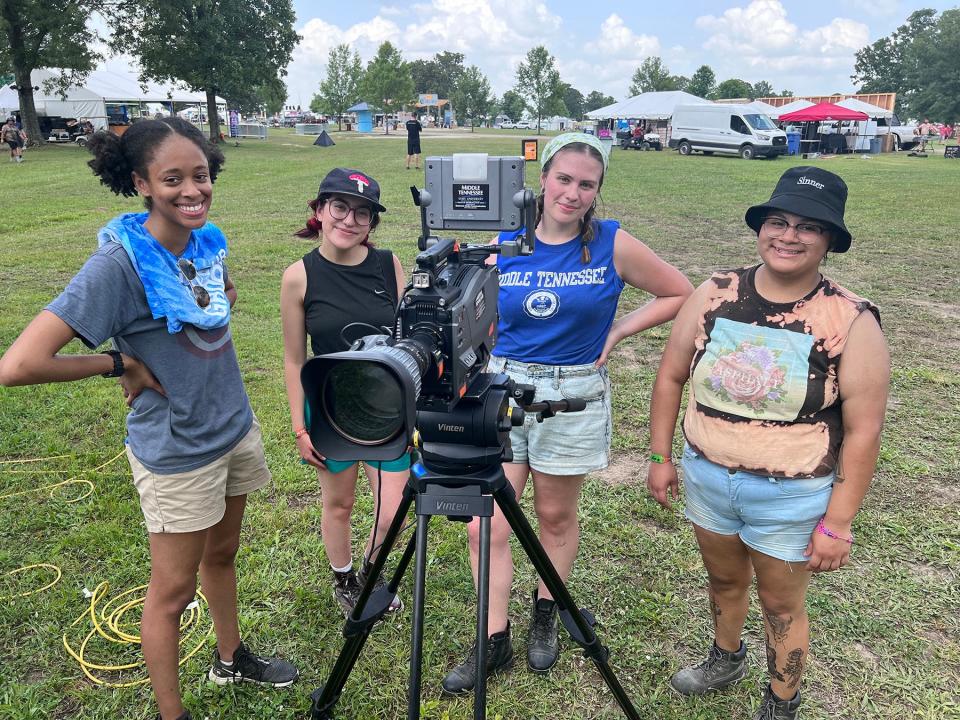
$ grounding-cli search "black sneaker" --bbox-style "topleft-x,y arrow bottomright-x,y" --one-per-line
441,623 -> 514,695
358,558 -> 403,613
332,568 -> 363,618
753,684 -> 801,720
670,640 -> 747,695
208,642 -> 299,687
526,590 -> 559,673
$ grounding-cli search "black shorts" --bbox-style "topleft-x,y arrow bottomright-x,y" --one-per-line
6,140 -> 18,150
407,139 -> 421,155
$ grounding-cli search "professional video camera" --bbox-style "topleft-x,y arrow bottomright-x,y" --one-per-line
301,153 -> 538,472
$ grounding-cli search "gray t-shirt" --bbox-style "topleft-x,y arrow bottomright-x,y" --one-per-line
47,243 -> 253,474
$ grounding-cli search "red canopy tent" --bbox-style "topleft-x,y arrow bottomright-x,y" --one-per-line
780,102 -> 869,154
778,102 -> 868,122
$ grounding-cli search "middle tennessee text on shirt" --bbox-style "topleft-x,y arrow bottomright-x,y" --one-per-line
498,267 -> 609,288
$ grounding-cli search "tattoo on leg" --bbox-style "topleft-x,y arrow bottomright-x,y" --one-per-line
784,648 -> 804,688
709,592 -> 722,627
765,637 -> 785,682
764,607 -> 793,647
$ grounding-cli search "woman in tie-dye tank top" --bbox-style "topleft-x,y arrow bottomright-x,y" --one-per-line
646,166 -> 889,720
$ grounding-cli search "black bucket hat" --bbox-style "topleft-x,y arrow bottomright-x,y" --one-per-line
745,166 -> 851,252
317,167 -> 387,213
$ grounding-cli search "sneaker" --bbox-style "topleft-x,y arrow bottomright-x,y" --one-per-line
441,623 -> 514,695
208,641 -> 299,687
754,684 -> 801,720
332,568 -> 363,617
526,590 -> 559,673
670,640 -> 747,695
358,558 -> 403,613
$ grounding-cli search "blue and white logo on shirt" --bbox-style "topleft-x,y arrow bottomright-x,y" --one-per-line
523,289 -> 560,319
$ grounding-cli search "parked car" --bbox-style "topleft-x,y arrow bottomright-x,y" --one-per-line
513,120 -> 534,130
819,115 -> 920,151
499,120 -> 517,129
670,104 -> 787,159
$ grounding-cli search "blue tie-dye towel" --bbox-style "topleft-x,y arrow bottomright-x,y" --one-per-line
98,213 -> 231,334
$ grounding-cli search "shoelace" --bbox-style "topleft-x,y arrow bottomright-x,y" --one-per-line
529,605 -> 556,642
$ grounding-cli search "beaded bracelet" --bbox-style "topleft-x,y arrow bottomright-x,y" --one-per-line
294,427 -> 309,439
649,452 -> 672,464
816,518 -> 854,544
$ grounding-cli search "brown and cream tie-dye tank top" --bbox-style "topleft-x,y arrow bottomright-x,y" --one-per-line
683,265 -> 879,479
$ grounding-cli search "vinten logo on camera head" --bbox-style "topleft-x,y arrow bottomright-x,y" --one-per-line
300,154 -> 537,469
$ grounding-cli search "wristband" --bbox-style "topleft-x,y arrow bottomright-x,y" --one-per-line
649,452 -> 671,464
294,427 -> 309,439
816,518 -> 854,544
100,350 -> 124,378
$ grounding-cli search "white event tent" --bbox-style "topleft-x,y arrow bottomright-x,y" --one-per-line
744,100 -> 780,115
0,68 -> 224,129
772,99 -> 814,119
586,90 -> 712,120
835,97 -> 893,118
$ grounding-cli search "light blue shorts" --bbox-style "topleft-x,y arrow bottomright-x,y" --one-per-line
680,444 -> 834,563
488,355 -> 611,475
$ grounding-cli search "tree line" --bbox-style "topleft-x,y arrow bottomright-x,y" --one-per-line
311,42 -> 615,134
852,8 -> 960,122
628,57 -> 792,102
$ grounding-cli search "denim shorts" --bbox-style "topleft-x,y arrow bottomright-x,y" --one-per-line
680,444 -> 834,562
488,355 -> 611,475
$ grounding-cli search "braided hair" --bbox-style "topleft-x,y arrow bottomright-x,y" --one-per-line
86,118 -> 224,209
536,142 -> 605,263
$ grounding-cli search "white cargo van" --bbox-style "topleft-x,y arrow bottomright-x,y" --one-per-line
669,104 -> 787,159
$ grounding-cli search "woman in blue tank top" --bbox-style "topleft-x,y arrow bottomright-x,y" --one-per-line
442,133 -> 693,694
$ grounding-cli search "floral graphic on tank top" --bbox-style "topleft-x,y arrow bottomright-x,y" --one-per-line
705,340 -> 788,412
692,318 -> 813,421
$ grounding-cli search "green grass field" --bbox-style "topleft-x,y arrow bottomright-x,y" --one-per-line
0,128 -> 958,719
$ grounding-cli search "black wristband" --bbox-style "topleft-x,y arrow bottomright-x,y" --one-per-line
101,350 -> 124,378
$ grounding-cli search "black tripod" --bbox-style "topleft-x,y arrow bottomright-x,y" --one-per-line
309,446 -> 642,719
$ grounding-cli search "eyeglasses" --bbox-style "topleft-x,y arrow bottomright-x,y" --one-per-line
761,217 -> 828,245
327,199 -> 373,226
177,258 -> 211,308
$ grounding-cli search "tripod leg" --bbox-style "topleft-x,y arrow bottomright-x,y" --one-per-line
407,513 -> 430,719
493,484 -> 642,720
311,483 -> 417,719
474,514 -> 491,720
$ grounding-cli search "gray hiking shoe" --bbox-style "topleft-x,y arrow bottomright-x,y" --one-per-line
358,558 -> 402,613
670,640 -> 747,695
441,623 -> 514,695
332,569 -> 363,618
526,590 -> 559,672
754,684 -> 801,720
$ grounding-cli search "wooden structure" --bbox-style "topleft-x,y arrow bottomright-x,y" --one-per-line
759,93 -> 896,111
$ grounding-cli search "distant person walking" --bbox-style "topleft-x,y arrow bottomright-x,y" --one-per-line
405,117 -> 422,170
3,117 -> 24,163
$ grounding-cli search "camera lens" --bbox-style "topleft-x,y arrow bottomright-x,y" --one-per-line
321,362 -> 403,445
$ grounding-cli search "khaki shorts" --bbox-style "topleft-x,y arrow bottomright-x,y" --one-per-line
127,419 -> 271,534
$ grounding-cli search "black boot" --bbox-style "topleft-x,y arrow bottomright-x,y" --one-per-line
526,590 -> 559,672
441,623 -> 514,695
753,684 -> 801,720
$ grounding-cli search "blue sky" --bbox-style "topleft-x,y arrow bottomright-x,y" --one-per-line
283,0 -> 955,108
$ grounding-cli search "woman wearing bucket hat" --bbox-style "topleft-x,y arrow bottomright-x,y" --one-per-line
441,132 -> 693,695
280,167 -> 407,618
646,166 -> 889,719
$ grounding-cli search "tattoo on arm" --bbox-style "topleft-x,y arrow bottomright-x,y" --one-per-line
783,648 -> 804,688
765,637 -> 785,682
763,607 -> 793,647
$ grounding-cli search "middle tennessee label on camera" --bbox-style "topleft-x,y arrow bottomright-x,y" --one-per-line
453,183 -> 490,211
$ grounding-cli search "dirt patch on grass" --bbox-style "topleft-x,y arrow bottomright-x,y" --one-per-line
906,560 -> 955,583
853,642 -> 880,666
596,452 -> 648,487
286,491 -> 322,509
928,481 -> 960,504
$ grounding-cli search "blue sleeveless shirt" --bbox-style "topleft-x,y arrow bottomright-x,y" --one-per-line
493,219 -> 625,365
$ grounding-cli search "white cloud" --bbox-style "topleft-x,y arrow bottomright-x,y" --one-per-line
694,0 -> 869,83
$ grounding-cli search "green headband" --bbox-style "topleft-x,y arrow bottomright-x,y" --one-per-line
540,132 -> 609,172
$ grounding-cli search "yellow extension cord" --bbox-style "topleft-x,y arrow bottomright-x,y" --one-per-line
2,450 -> 213,687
